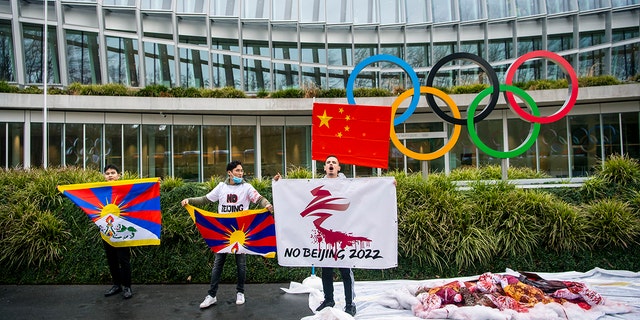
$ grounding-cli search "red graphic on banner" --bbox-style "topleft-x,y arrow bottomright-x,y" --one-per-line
299,186 -> 371,259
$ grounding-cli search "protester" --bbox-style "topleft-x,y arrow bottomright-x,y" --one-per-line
274,155 -> 357,316
181,160 -> 274,309
102,164 -> 133,300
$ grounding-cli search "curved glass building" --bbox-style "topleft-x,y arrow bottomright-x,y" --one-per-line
0,0 -> 639,181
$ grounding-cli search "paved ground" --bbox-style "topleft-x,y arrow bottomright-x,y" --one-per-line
0,283 -> 311,320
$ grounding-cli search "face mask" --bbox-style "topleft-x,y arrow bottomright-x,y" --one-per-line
232,176 -> 244,184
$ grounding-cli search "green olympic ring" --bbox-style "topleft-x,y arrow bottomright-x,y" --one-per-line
467,84 -> 541,159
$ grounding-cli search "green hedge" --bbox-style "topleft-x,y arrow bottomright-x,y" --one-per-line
1,74 -> 634,98
1,155 -> 639,284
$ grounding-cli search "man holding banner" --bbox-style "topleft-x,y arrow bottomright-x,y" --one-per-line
101,164 -> 134,299
58,164 -> 163,300
181,160 -> 274,309
273,155 -> 397,317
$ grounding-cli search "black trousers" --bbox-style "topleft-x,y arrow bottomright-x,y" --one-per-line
103,241 -> 131,287
320,267 -> 355,305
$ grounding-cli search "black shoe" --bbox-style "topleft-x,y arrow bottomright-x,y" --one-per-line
123,286 -> 133,299
315,300 -> 335,311
344,304 -> 356,316
104,285 -> 122,297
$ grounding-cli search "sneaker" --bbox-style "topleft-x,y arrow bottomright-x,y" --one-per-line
236,292 -> 245,305
122,287 -> 133,299
104,285 -> 122,297
199,295 -> 217,309
344,304 -> 357,316
315,299 -> 335,311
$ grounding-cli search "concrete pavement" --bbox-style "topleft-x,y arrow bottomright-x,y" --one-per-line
0,283 -> 311,320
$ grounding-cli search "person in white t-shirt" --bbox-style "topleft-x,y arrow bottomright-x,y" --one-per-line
181,160 -> 274,309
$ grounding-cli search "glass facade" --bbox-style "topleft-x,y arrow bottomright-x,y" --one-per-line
0,0 -> 639,181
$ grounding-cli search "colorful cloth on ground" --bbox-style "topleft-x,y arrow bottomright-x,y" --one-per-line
411,271 -> 605,318
184,204 -> 276,258
58,178 -> 161,247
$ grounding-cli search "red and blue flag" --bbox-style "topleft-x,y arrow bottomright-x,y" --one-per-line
184,204 -> 276,258
58,178 -> 162,247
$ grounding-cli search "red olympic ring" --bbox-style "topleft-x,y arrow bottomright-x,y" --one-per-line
504,50 -> 578,124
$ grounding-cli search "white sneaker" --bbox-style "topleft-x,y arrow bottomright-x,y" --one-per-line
236,292 -> 245,305
199,295 -> 217,309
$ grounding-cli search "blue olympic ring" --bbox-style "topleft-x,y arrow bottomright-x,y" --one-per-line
346,54 -> 421,126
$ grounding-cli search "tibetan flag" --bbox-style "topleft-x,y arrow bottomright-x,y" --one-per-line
312,102 -> 392,168
184,204 -> 276,258
57,178 -> 161,247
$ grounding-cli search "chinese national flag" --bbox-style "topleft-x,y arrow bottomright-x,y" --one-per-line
312,102 -> 392,168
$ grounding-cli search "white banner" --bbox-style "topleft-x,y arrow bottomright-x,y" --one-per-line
272,177 -> 397,269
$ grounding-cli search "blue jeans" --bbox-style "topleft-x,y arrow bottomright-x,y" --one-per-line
207,253 -> 246,297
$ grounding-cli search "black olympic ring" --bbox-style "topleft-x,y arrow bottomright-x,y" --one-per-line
425,52 -> 501,126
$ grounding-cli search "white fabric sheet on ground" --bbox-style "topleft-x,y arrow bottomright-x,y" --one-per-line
281,268 -> 640,320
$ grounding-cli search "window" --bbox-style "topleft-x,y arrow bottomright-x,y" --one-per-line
546,0 -> 576,14
0,20 -> 15,82
459,0 -> 483,21
173,125 -> 201,181
179,48 -> 210,88
210,0 -> 239,16
432,0 -> 454,23
212,53 -> 240,88
231,126 -> 256,179
261,126 -> 284,177
272,0 -> 298,20
203,126 -> 229,179
144,42 -> 175,87
405,0 -> 429,23
106,36 -> 140,86
23,24 -> 60,84
515,0 -> 541,17
142,125 -> 171,178
66,30 -> 101,84
487,0 -> 511,19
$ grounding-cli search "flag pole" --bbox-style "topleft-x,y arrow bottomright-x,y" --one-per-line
311,97 -> 316,178
43,0 -> 48,169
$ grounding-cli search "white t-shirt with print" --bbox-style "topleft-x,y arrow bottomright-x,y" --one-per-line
205,182 -> 262,213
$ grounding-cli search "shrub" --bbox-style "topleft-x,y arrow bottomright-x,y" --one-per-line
217,86 -> 246,98
318,88 -> 346,98
22,85 -> 43,94
270,87 -> 304,98
136,84 -> 171,97
0,201 -> 70,268
0,81 -> 19,93
583,199 -> 640,248
100,83 -> 130,96
256,89 -> 270,98
578,75 -> 621,87
450,83 -> 488,94
284,166 -> 313,179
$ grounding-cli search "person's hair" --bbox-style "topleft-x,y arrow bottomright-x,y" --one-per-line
226,160 -> 242,172
104,164 -> 120,174
325,155 -> 339,162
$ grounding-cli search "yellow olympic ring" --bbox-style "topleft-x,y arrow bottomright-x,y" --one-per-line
389,87 -> 462,161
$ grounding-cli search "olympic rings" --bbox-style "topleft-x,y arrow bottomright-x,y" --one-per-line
346,54 -> 421,126
425,52 -> 501,125
504,51 -> 578,124
345,50 -> 578,161
467,85 -> 541,158
389,87 -> 462,161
